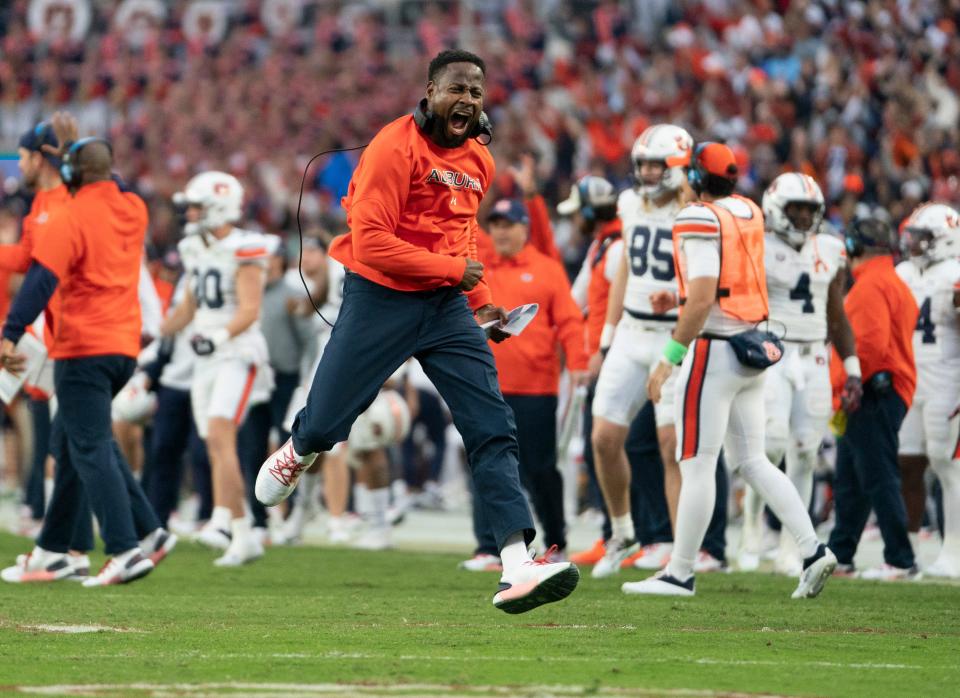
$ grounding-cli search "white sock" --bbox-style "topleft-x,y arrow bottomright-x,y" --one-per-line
499,532 -> 531,572
300,472 -> 321,508
741,456 -> 819,559
611,515 -> 633,541
353,484 -> 371,518
211,506 -> 232,532
933,458 -> 960,562
368,487 -> 390,527
231,517 -> 252,544
666,455 -> 716,581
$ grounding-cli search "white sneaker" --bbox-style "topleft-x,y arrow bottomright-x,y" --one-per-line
633,542 -> 672,570
255,439 -> 317,506
214,536 -> 264,567
591,537 -> 639,579
352,525 -> 393,551
857,563 -> 921,582
693,550 -> 728,573
82,549 -> 154,587
64,555 -> 90,581
140,528 -> 177,566
737,550 -> 760,572
492,557 -> 579,614
459,554 -> 503,572
925,558 -> 960,579
195,523 -> 231,550
622,570 -> 695,597
791,544 -> 837,599
2,547 -> 75,583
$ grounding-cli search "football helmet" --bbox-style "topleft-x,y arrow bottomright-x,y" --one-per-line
173,171 -> 244,236
762,172 -> 825,250
630,124 -> 693,198
901,202 -> 960,265
348,390 -> 411,453
111,373 -> 156,425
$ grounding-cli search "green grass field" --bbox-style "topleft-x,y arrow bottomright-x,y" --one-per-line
0,532 -> 958,697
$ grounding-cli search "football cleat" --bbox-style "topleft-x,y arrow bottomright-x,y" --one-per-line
622,570 -> 695,597
140,528 -> 177,566
569,539 -> 606,566
459,554 -> 503,572
2,547 -> 75,583
255,438 -> 317,507
493,547 -> 579,614
194,523 -> 231,550
64,555 -> 90,581
693,550 -> 728,573
924,558 -> 960,579
791,544 -> 837,598
856,563 -> 921,582
82,550 -> 154,587
214,536 -> 264,567
352,525 -> 393,551
591,536 -> 639,579
633,542 -> 673,570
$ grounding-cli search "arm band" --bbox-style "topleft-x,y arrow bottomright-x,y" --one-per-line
843,356 -> 862,378
662,338 -> 688,366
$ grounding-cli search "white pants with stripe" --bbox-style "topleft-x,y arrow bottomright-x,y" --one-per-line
667,337 -> 820,580
191,356 -> 263,439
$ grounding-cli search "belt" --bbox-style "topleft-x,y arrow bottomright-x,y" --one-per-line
782,339 -> 825,356
624,308 -> 677,323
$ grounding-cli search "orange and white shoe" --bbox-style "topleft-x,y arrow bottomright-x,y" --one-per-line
493,547 -> 580,614
82,549 -> 154,587
1,547 -> 76,583
459,554 -> 503,572
569,539 -> 606,566
255,438 -> 318,507
633,542 -> 673,570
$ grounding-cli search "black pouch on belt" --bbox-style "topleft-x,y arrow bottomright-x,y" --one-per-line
726,329 -> 785,370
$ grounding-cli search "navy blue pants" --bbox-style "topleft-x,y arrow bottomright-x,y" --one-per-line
828,391 -> 915,569
142,385 -> 211,527
292,273 -> 534,550
38,356 -> 161,555
239,401 -> 271,528
472,394 -> 566,553
25,396 -> 50,521
269,370 -> 300,445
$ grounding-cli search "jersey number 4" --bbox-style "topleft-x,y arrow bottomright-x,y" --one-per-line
193,269 -> 225,309
790,273 -> 815,314
917,297 -> 936,344
629,226 -> 674,281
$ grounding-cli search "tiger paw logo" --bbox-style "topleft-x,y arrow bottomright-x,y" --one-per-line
763,341 -> 782,362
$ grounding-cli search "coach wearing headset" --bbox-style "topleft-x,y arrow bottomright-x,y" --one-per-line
0,112 -> 161,587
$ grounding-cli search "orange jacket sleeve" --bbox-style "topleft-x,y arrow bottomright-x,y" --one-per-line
845,278 -> 890,375
548,260 -> 589,371
349,135 -> 467,286
464,217 -> 492,310
525,195 -> 562,262
0,224 -> 34,273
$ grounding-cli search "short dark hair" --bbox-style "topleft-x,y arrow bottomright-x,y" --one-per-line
594,204 -> 618,222
702,174 -> 736,198
428,49 -> 486,82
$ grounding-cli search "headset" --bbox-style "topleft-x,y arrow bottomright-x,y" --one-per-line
845,217 -> 894,258
60,137 -> 113,187
412,98 -> 493,145
578,179 -> 596,221
686,142 -> 707,193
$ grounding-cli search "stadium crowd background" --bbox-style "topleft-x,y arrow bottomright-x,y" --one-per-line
0,0 -> 958,276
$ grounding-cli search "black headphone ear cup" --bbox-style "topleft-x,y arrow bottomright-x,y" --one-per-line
413,99 -> 435,133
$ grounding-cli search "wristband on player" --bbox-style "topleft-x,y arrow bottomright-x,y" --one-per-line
662,338 -> 688,366
843,356 -> 862,378
600,323 -> 616,351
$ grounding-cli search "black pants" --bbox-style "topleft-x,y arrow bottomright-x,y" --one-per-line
239,401 -> 271,528
25,396 -> 50,521
142,385 -> 211,527
269,370 -> 300,444
38,356 -> 160,555
828,390 -> 914,569
292,273 -> 533,550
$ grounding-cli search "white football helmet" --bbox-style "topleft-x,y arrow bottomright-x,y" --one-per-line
630,124 -> 693,198
173,171 -> 244,236
348,390 -> 412,454
762,172 -> 825,249
902,202 -> 960,265
111,373 -> 157,425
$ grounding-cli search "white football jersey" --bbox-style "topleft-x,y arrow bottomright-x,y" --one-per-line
898,257 -> 960,367
618,188 -> 682,319
178,228 -> 273,361
765,232 -> 846,342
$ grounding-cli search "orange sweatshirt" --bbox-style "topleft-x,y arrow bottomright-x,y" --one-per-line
329,115 -> 494,310
844,255 -> 918,408
481,244 -> 588,395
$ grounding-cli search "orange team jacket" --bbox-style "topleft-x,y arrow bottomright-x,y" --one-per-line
329,115 -> 495,310
476,194 -> 563,263
0,184 -> 70,332
32,181 -> 147,360
481,244 -> 588,395
583,219 -> 623,355
843,255 -> 918,408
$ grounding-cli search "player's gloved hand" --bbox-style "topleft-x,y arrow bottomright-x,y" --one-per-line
841,375 -> 863,413
190,328 -> 229,357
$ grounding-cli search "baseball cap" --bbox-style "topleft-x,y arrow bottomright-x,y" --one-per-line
487,198 -> 529,225
18,122 -> 61,167
557,175 -> 617,215
695,142 -> 738,179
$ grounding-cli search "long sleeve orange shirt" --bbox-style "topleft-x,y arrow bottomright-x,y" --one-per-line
329,115 -> 494,310
481,244 -> 588,395
0,184 -> 71,274
844,255 -> 918,407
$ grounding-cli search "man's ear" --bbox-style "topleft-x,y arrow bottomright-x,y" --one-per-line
425,80 -> 436,102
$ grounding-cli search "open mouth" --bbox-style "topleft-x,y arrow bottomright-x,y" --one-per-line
448,111 -> 472,135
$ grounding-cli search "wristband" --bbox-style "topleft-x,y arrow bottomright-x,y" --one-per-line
843,356 -> 862,378
600,323 -> 616,350
210,328 -> 231,347
662,338 -> 688,366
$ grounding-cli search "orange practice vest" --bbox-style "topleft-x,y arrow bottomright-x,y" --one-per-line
674,195 -> 769,323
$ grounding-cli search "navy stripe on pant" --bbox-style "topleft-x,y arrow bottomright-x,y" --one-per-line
292,272 -> 534,550
38,356 -> 160,555
827,390 -> 914,569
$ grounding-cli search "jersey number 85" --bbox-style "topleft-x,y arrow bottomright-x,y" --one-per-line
629,226 -> 674,281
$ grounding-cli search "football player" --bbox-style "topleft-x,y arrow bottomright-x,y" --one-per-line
740,173 -> 861,575
160,171 -> 275,567
901,203 -> 960,578
590,124 -> 693,577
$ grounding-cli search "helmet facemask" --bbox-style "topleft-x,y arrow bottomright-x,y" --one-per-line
775,200 -> 824,250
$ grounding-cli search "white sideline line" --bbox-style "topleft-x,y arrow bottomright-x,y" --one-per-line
18,624 -> 137,634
